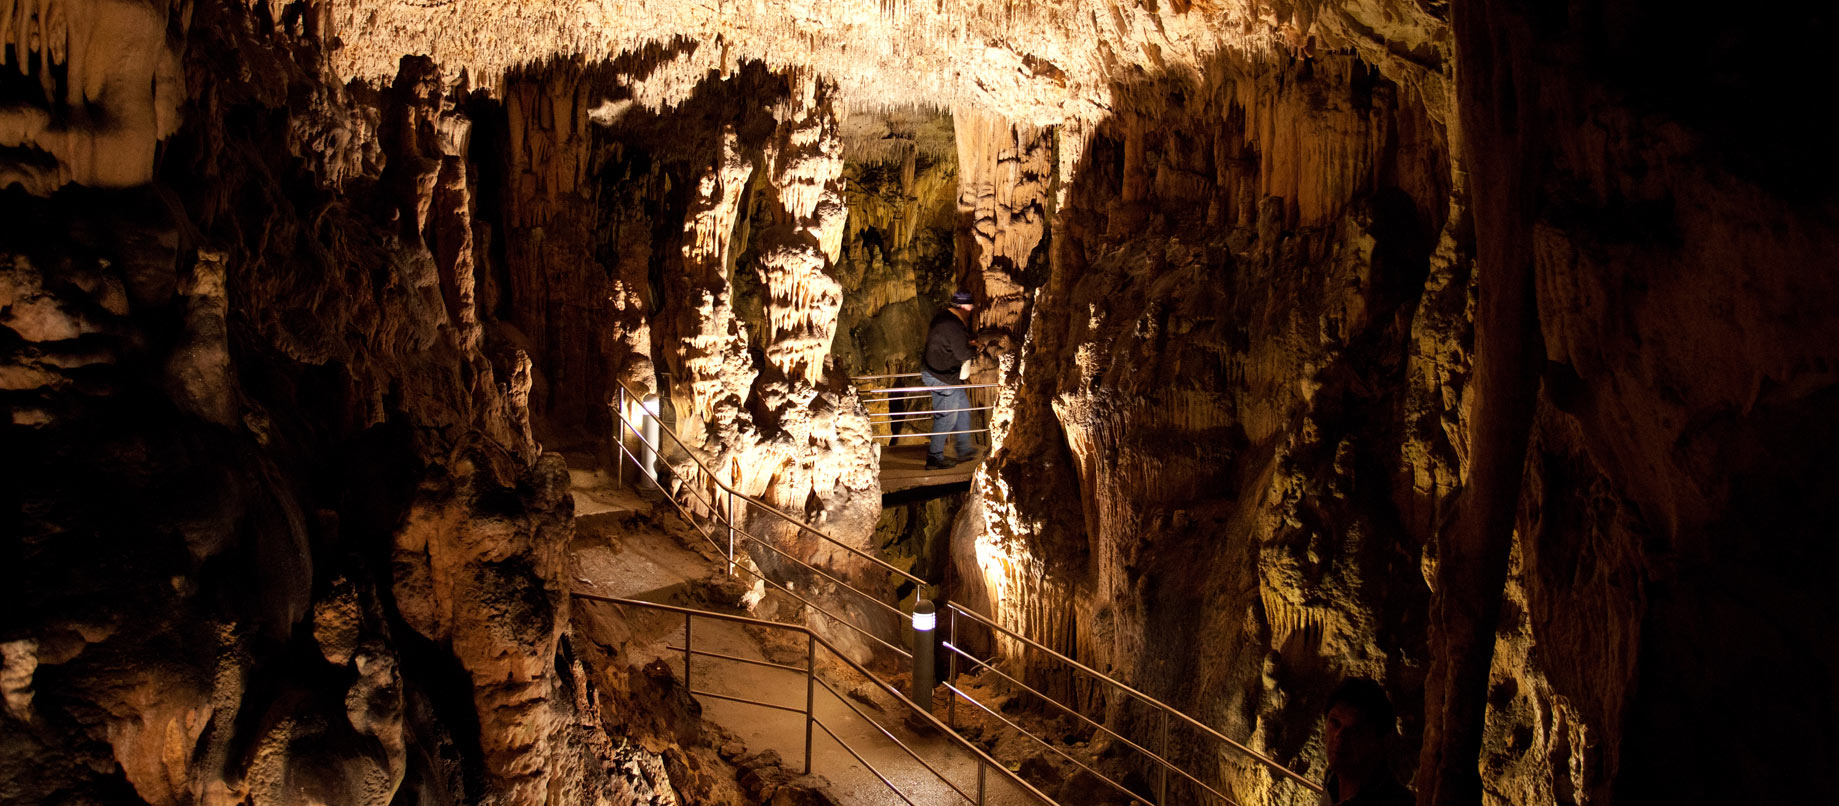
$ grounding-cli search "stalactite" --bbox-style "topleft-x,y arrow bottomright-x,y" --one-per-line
757,74 -> 848,387
952,107 -> 1052,348
672,128 -> 759,443
0,0 -> 185,193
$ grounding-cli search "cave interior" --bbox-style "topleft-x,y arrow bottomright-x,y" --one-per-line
3,0 -> 1837,804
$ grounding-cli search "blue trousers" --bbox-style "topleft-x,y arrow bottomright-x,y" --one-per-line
922,370 -> 974,459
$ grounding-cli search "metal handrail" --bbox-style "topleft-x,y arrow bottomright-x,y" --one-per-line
853,375 -> 1000,444
608,414 -> 916,661
944,603 -> 1324,797
864,382 -> 999,394
615,380 -> 927,589
942,679 -> 1155,804
619,379 -> 1320,801
871,406 -> 996,421
941,639 -> 1241,804
874,429 -> 984,439
572,593 -> 1058,805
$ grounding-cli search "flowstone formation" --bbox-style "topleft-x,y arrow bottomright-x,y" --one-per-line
959,48 -> 1456,804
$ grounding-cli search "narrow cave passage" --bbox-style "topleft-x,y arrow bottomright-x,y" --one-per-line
4,2 -> 1837,806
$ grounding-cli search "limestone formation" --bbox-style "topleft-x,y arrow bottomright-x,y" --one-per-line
5,0 -> 1836,805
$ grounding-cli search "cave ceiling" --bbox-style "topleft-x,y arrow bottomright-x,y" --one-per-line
330,0 -> 1452,124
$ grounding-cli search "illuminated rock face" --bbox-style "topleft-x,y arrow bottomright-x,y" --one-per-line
5,0 -> 1838,804
962,50 -> 1457,803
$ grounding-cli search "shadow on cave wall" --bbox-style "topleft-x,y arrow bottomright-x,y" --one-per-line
955,48 -> 1453,804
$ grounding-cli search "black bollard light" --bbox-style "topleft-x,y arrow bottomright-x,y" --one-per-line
912,599 -> 936,714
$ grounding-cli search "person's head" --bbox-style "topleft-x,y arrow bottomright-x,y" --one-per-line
1323,678 -> 1395,781
950,290 -> 974,312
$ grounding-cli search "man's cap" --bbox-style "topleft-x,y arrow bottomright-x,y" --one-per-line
950,291 -> 974,306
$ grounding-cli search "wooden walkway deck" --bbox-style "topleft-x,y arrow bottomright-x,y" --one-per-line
878,443 -> 980,494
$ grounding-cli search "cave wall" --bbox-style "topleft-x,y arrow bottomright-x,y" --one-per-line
830,109 -> 960,379
952,4 -> 1839,806
6,1 -> 1835,804
1451,1 -> 1839,804
960,48 -> 1456,803
0,3 -> 713,804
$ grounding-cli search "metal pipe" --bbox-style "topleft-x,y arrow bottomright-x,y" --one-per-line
719,545 -> 915,660
977,758 -> 986,805
947,608 -> 959,729
1159,709 -> 1170,805
572,594 -> 1058,805
870,405 -> 997,420
941,639 -> 1172,774
614,391 -> 627,488
814,676 -> 975,804
943,680 -> 1150,805
875,429 -> 987,438
725,489 -> 736,576
804,633 -> 816,775
607,433 -> 915,662
664,645 -> 806,675
727,523 -> 911,622
811,719 -> 922,806
686,688 -> 808,714
864,382 -> 999,394
682,611 -> 692,691
611,381 -> 927,589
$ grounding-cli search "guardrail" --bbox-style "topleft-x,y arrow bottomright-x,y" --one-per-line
608,380 -> 1323,805
940,605 -> 1325,806
571,593 -> 1057,805
853,372 -> 999,442
612,381 -> 926,663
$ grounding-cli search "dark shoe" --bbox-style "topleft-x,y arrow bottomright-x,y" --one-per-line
956,448 -> 984,463
925,455 -> 958,470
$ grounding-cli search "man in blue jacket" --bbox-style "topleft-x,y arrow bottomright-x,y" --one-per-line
921,291 -> 978,469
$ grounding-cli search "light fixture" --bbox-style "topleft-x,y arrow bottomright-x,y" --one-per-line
912,600 -> 936,631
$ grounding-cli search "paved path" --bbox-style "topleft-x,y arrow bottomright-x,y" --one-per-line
568,467 -> 1042,805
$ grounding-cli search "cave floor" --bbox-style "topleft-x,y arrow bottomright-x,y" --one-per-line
568,463 -> 1041,805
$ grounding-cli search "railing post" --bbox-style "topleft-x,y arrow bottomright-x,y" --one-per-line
947,607 -> 958,729
683,612 -> 693,692
977,757 -> 986,805
726,489 -> 736,576
615,387 -> 627,489
1158,708 -> 1170,805
804,633 -> 817,775
640,394 -> 660,482
912,599 -> 936,714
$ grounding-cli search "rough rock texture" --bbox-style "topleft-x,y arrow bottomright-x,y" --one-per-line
831,109 -> 958,379
0,0 -> 185,193
0,2 -> 701,804
960,49 -> 1454,803
8,0 -> 1837,804
1447,2 -> 1839,804
953,107 -> 1052,347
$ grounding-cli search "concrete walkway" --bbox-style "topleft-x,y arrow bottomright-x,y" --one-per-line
567,466 -> 1044,805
